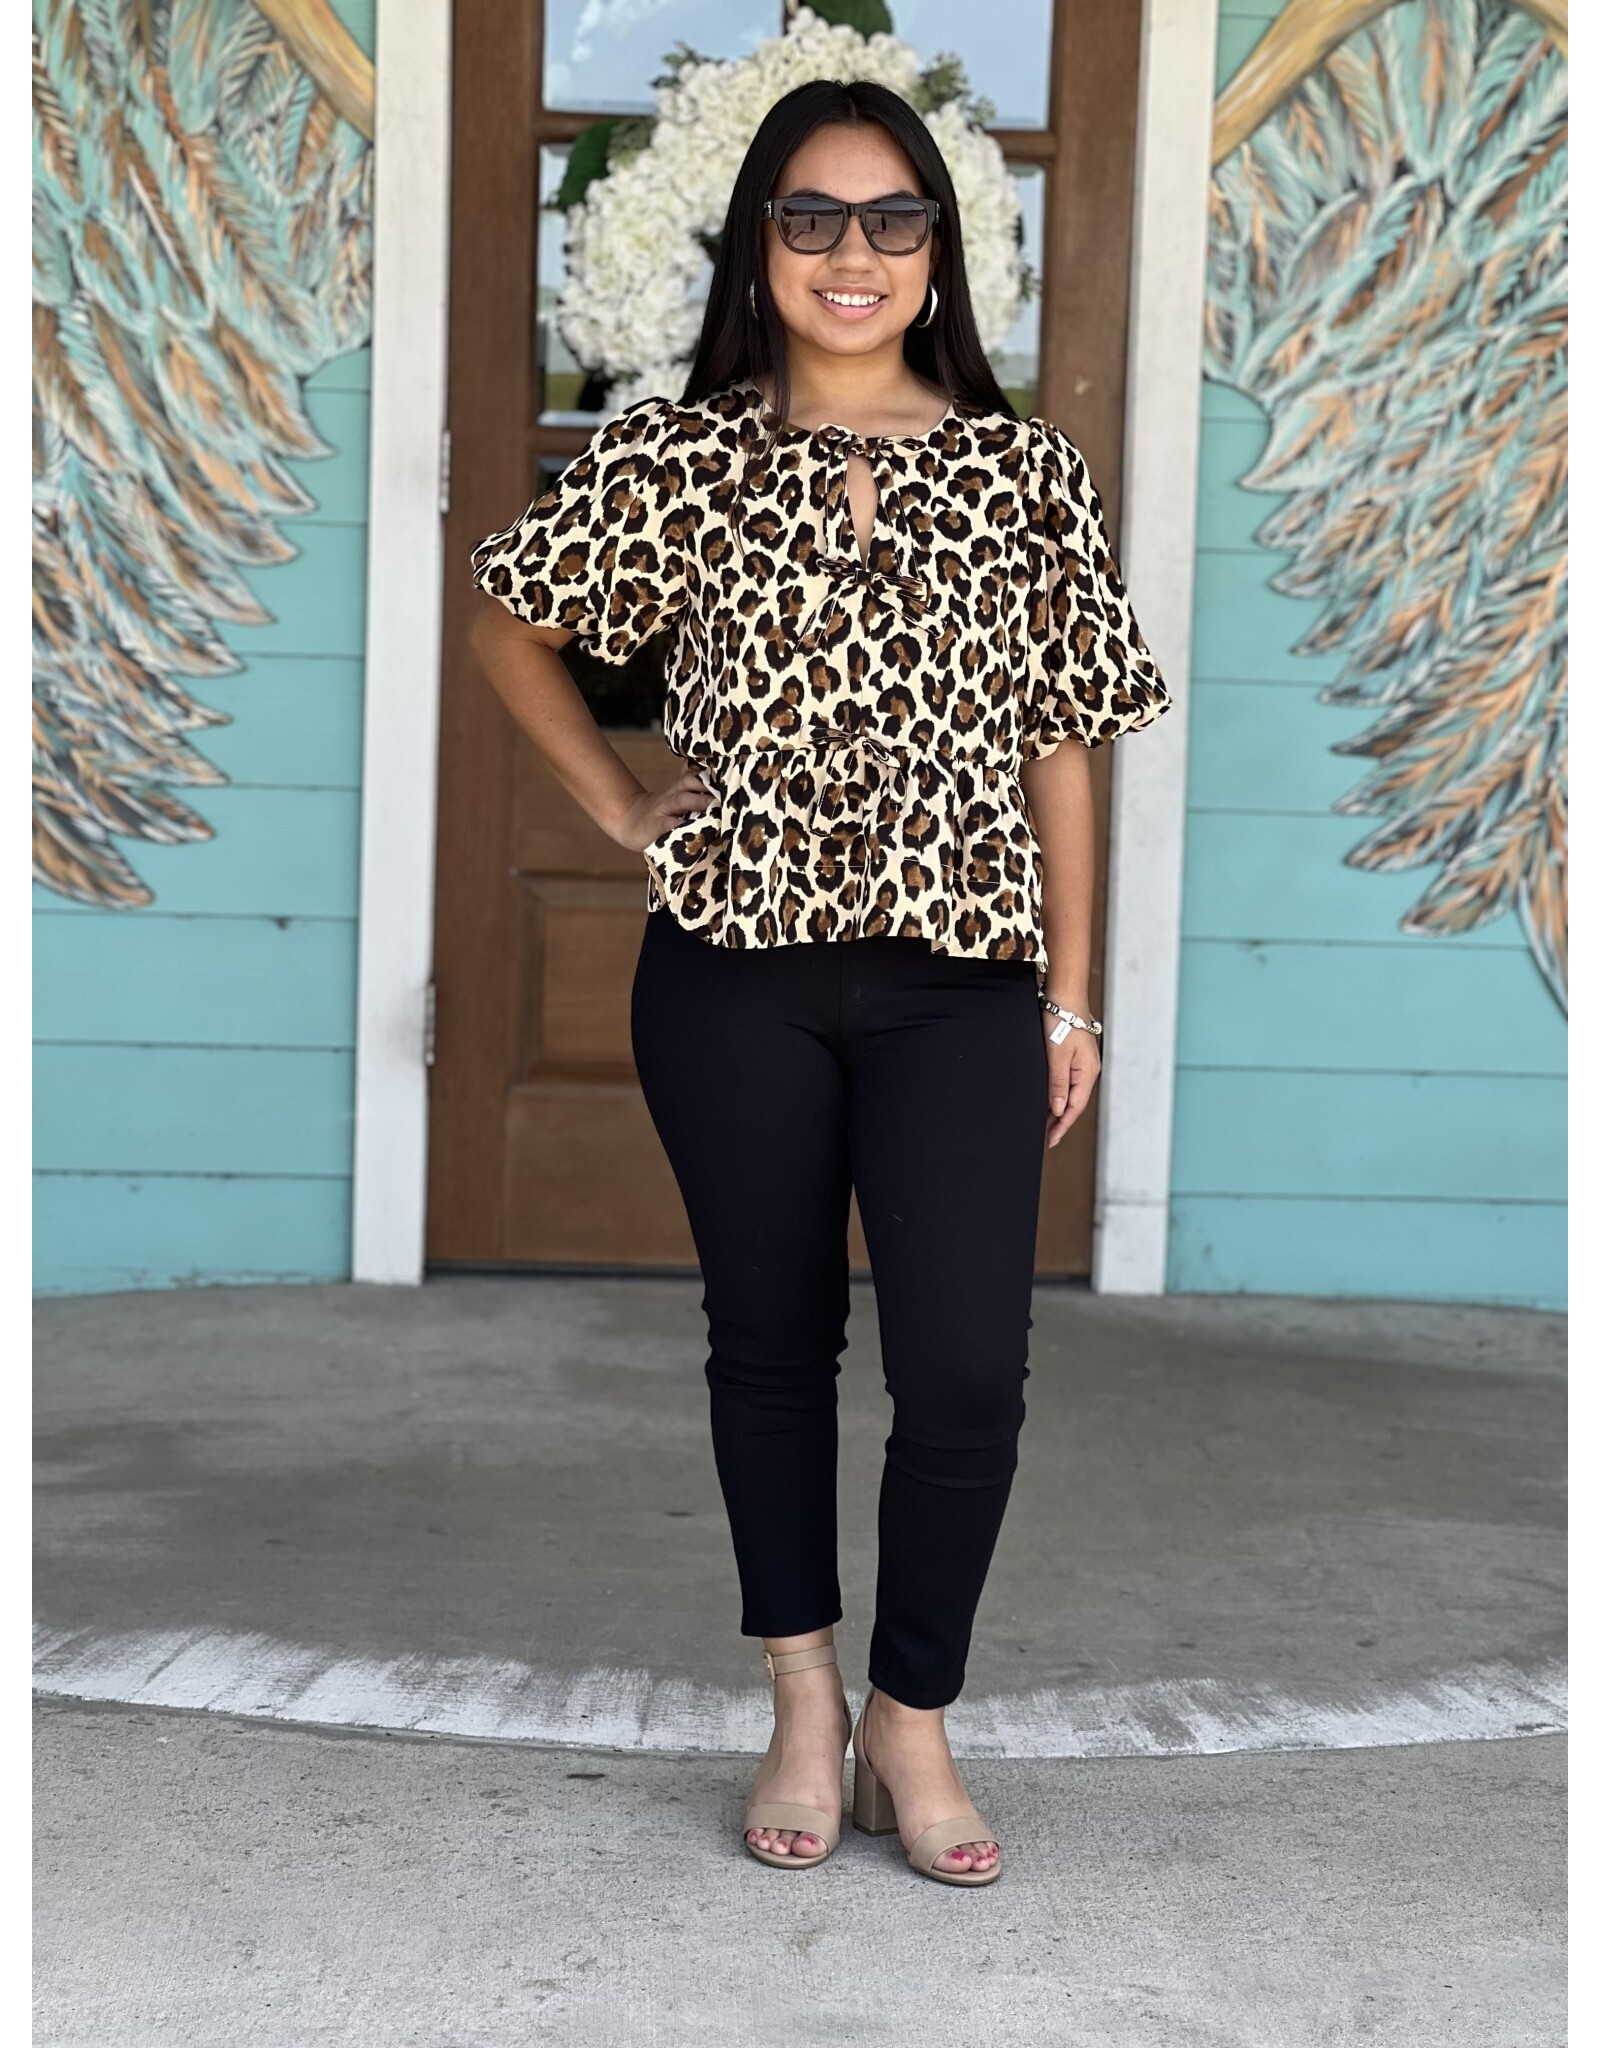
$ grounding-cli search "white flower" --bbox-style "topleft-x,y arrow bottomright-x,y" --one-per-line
556,4 -> 1027,412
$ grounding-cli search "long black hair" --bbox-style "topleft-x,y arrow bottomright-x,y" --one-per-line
679,79 -> 1017,445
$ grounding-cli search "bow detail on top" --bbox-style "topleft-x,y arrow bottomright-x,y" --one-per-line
804,719 -> 911,768
791,721 -> 926,864
795,554 -> 934,648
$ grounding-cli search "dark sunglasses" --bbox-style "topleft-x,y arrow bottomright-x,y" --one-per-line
762,191 -> 940,257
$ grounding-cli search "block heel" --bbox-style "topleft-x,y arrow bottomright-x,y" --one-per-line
848,1685 -> 1003,1887
851,1745 -> 899,1835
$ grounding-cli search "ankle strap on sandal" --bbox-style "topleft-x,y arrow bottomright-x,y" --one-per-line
762,1643 -> 838,1679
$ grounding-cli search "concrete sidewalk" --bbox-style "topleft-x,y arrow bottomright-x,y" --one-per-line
33,1278 -> 1566,2044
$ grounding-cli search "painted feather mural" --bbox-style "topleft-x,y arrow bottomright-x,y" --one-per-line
32,0 -> 374,910
1205,0 -> 1568,1008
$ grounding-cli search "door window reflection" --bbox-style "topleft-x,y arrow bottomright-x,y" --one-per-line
538,146 -> 598,425
544,1 -> 785,115
992,161 -> 1042,417
888,0 -> 1052,129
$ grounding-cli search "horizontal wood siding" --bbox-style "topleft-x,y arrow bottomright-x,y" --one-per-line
33,343 -> 371,1293
1172,0 -> 1567,1308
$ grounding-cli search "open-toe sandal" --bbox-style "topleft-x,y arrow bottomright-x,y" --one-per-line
850,1684 -> 1002,1887
743,1643 -> 848,1870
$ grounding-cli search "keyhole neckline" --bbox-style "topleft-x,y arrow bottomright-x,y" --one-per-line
838,447 -> 888,571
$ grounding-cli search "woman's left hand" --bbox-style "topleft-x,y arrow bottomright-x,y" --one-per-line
1044,1026 -> 1100,1149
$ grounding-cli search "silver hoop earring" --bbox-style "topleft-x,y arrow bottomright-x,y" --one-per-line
914,283 -> 939,329
748,280 -> 758,316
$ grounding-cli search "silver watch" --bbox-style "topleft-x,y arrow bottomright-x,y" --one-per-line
1038,995 -> 1102,1046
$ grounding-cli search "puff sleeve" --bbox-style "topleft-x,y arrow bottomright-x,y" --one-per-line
469,398 -> 697,663
1020,417 -> 1172,758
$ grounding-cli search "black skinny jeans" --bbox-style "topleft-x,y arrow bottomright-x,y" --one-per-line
631,904 -> 1049,1710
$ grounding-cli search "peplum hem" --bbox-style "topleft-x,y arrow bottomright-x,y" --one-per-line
641,731 -> 1048,973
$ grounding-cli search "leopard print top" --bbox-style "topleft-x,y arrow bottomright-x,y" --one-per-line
470,378 -> 1171,978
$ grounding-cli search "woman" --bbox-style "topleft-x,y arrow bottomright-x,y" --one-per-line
469,79 -> 1170,1888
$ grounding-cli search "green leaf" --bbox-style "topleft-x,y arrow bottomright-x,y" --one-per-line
807,0 -> 895,35
554,122 -> 617,211
913,51 -> 993,125
606,116 -> 657,171
652,40 -> 715,88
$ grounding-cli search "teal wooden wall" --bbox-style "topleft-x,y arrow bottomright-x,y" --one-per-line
32,0 -> 374,1294
35,0 -> 1564,1309
1170,1 -> 1568,1309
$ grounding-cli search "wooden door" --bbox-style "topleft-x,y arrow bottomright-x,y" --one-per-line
429,0 -> 1146,1272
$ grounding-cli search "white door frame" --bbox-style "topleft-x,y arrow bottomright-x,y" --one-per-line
348,0 -> 1210,1288
350,0 -> 453,1284
1091,0 -> 1214,1294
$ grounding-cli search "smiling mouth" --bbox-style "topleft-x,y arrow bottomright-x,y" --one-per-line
815,289 -> 886,309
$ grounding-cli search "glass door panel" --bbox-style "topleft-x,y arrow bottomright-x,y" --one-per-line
887,0 -> 1052,128
544,1 -> 785,115
994,160 -> 1043,416
536,146 -> 599,426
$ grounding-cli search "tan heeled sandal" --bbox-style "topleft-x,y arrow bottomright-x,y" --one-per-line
850,1684 -> 1002,1887
743,1642 -> 849,1870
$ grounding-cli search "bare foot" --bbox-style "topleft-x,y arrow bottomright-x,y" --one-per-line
745,1637 -> 852,1860
858,1689 -> 1000,1876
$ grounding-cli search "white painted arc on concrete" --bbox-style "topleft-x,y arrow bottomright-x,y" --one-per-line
33,1626 -> 1566,1760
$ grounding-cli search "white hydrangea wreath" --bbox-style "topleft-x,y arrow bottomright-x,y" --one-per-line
557,5 -> 1029,417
